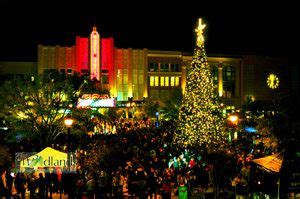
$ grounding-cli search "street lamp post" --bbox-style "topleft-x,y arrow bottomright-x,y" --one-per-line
64,116 -> 74,170
228,114 -> 239,140
228,115 -> 238,126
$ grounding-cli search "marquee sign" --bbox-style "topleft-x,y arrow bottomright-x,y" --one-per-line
77,94 -> 115,108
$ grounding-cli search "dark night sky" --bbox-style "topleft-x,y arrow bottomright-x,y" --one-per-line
0,0 -> 295,61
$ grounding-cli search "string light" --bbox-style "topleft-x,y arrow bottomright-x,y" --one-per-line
175,18 -> 226,149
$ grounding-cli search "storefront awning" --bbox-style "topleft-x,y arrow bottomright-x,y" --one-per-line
252,152 -> 284,173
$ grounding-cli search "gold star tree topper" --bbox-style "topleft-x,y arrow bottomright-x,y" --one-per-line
195,18 -> 206,46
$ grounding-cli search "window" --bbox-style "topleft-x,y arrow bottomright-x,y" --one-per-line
170,76 -> 175,86
165,76 -> 169,86
154,76 -> 159,86
175,77 -> 180,86
160,63 -> 169,72
60,69 -> 66,73
160,76 -> 165,86
150,76 -> 154,86
149,63 -> 158,72
101,69 -> 109,73
67,68 -> 72,74
222,65 -> 236,98
223,66 -> 235,81
102,75 -> 109,84
171,63 -> 180,72
212,65 -> 218,82
150,76 -> 159,86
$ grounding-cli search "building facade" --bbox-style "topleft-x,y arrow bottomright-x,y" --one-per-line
1,26 -> 293,109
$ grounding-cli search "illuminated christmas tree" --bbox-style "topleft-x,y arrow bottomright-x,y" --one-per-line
176,18 -> 225,149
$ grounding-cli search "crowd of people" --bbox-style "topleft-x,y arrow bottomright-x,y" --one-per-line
1,118 -> 282,199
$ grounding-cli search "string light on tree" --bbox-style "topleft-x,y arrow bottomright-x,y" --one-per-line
175,18 -> 226,149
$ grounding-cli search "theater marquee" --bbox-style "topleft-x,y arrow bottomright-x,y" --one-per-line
77,94 -> 116,108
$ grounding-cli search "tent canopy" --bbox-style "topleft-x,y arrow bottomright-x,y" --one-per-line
20,147 -> 67,168
252,152 -> 284,173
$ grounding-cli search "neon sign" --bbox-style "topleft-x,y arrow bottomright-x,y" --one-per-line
81,94 -> 109,100
90,27 -> 100,80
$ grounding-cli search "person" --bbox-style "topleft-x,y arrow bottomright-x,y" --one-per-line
0,170 -> 10,199
84,174 -> 95,199
74,175 -> 85,199
178,180 -> 188,199
50,169 -> 58,194
15,172 -> 27,199
55,167 -> 62,194
135,165 -> 147,199
235,175 -> 248,199
27,174 -> 36,199
161,180 -> 172,199
5,170 -> 13,198
45,168 -> 53,199
36,173 -> 46,199
112,171 -> 123,198
96,171 -> 107,199
147,167 -> 158,199
111,171 -> 119,197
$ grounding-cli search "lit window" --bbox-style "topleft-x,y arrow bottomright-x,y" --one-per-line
165,77 -> 169,86
155,76 -> 159,86
170,76 -> 175,86
175,77 -> 180,86
160,76 -> 165,86
150,76 -> 154,86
